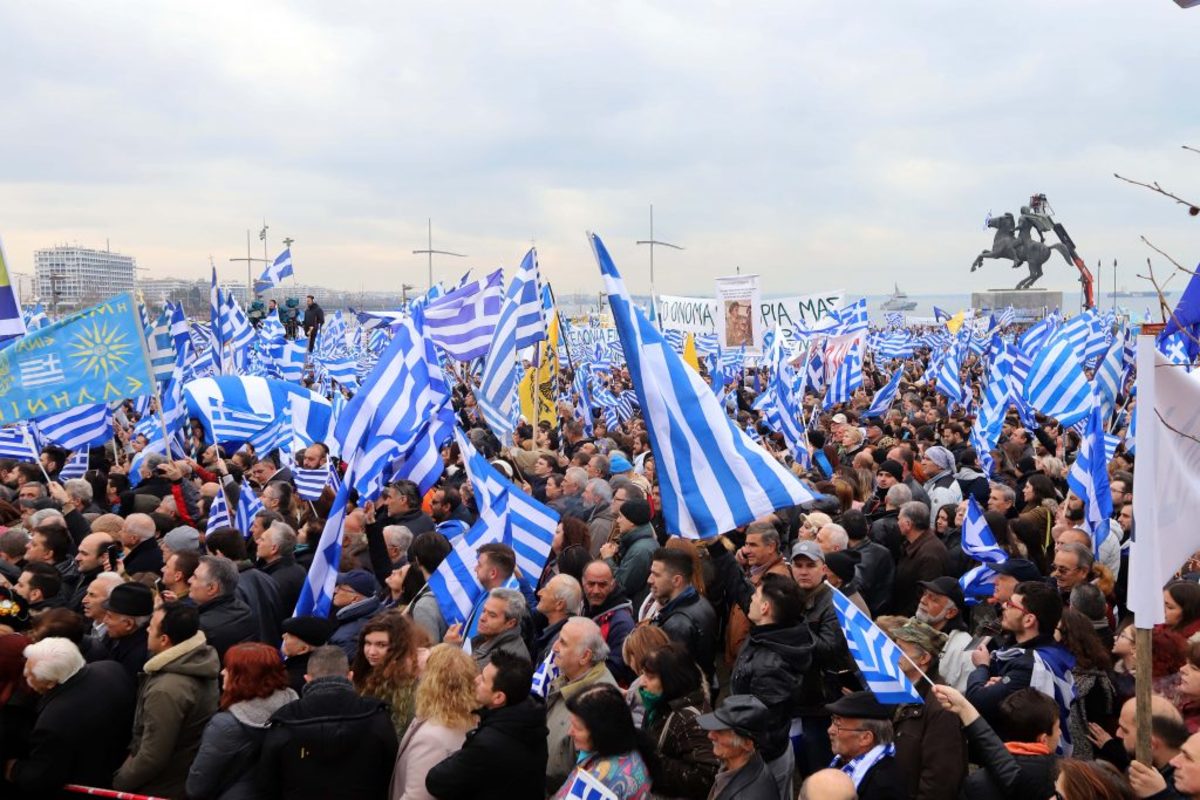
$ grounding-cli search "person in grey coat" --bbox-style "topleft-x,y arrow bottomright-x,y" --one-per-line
696,695 -> 779,800
598,500 -> 657,612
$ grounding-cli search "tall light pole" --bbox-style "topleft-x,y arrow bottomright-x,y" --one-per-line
412,218 -> 467,291
635,204 -> 684,300
230,229 -> 269,301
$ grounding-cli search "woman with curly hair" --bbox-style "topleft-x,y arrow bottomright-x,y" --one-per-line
352,612 -> 422,740
186,642 -> 297,799
1056,608 -> 1116,759
389,644 -> 479,800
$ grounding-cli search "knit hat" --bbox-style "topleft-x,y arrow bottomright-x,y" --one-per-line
608,453 -> 633,474
923,446 -> 955,473
876,460 -> 903,482
824,549 -> 862,585
281,615 -> 337,647
162,525 -> 201,554
619,499 -> 652,527
335,569 -> 378,599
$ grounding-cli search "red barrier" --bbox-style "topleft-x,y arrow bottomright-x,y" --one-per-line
64,786 -> 169,800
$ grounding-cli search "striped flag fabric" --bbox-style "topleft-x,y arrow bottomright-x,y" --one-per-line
756,333 -> 810,465
996,306 -> 1016,329
423,269 -> 504,361
57,449 -> 88,482
1030,648 -> 1077,757
294,465 -> 331,501
256,247 -> 295,291
1022,329 -> 1094,428
477,249 -> 540,443
0,235 -> 28,344
831,586 -> 923,704
0,424 -> 37,461
1094,330 -> 1126,422
34,403 -> 113,451
884,311 -> 905,328
207,400 -> 275,444
278,341 -> 308,382
562,769 -> 619,800
959,563 -> 998,605
206,485 -> 232,534
961,496 -> 1008,564
823,339 -> 863,408
588,232 -> 814,539
428,491 -> 514,625
235,482 -> 264,537
146,306 -> 178,383
934,347 -> 965,407
864,369 -> 904,417
1066,403 -> 1113,553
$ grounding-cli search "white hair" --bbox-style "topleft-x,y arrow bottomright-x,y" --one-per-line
92,572 -> 124,596
549,574 -> 584,614
64,478 -> 93,504
382,525 -> 413,556
24,637 -> 85,685
819,524 -> 849,551
28,509 -> 65,529
564,617 -> 610,666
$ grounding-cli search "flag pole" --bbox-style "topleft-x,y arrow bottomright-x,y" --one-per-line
24,426 -> 53,484
1134,623 -> 1152,765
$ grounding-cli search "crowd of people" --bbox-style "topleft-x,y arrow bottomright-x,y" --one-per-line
0,338 -> 1188,800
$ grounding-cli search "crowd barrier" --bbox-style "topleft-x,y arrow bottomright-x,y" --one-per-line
64,786 -> 168,800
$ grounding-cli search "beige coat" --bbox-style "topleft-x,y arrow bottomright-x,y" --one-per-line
389,717 -> 470,800
544,662 -> 618,792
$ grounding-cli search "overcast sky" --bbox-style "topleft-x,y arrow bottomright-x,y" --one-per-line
1,1 -> 1197,301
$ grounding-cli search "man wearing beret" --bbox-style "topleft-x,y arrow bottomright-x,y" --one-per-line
697,695 -> 779,800
826,690 -> 903,800
914,577 -> 974,691
98,582 -> 155,683
280,615 -> 336,694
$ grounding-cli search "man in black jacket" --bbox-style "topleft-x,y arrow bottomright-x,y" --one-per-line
425,651 -> 548,800
255,521 -> 307,616
648,547 -> 718,688
259,645 -> 397,799
842,509 -> 893,617
98,582 -> 153,682
826,691 -> 903,800
302,294 -> 324,352
118,513 -> 164,577
188,555 -> 258,660
3,638 -> 135,797
730,572 -> 814,800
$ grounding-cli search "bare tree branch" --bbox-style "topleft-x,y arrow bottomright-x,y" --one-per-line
1140,236 -> 1198,280
1183,145 -> 1200,156
1137,250 -> 1200,352
1156,408 -> 1200,448
1114,173 -> 1200,216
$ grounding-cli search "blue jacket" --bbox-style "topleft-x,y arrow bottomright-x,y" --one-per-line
328,596 -> 382,659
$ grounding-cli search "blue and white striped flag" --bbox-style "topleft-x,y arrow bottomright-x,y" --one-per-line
996,306 -> 1016,329
207,485 -> 232,534
1029,647 -> 1077,756
146,306 -> 177,383
235,482 -> 264,537
562,769 -> 619,800
589,232 -> 814,539
959,563 -> 998,605
294,465 -> 331,501
961,496 -> 1008,564
1094,330 -> 1126,423
823,340 -> 863,409
934,347 -> 965,407
864,369 -> 904,418
884,311 -> 904,329
1022,329 -> 1094,428
57,449 -> 88,482
256,247 -> 295,291
477,250 -> 540,442
423,269 -> 504,361
0,424 -> 37,461
1066,403 -> 1113,554
34,403 -> 112,451
831,586 -> 923,704
279,341 -> 308,383
208,400 -> 275,444
530,652 -> 560,700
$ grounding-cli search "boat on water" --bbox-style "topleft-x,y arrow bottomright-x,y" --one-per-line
1111,286 -> 1159,298
880,283 -> 917,311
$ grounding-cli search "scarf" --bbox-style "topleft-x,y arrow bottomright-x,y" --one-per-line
831,743 -> 895,788
1005,741 -> 1050,756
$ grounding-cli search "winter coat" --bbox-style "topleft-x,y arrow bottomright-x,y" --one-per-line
185,687 -> 297,800
258,675 -> 398,800
328,595 -> 382,660
113,632 -> 221,798
425,699 -> 549,800
729,621 -> 814,761
653,586 -> 718,683
796,582 -> 856,715
97,626 -> 149,684
545,662 -> 619,791
470,625 -> 530,670
956,467 -> 990,506
923,470 -> 963,525
6,660 -> 135,800
849,537 -> 895,617
893,680 -> 968,800
609,524 -> 658,610
723,556 -> 790,668
196,593 -> 259,661
261,556 -> 307,616
965,635 -> 1075,724
389,716 -> 470,800
234,562 -> 282,646
550,752 -> 652,800
587,504 -> 617,557
642,688 -> 719,799
893,529 -> 949,617
959,717 -> 1057,800
870,509 -> 904,562
706,751 -> 778,800
122,536 -> 164,577
588,591 -> 637,685
406,583 -> 448,643
855,752 -> 905,800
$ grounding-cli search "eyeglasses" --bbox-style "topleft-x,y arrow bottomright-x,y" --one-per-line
830,721 -> 867,734
1050,564 -> 1079,575
1003,599 -> 1030,614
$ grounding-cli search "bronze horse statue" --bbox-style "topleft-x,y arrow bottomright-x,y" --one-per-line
971,211 -> 1073,289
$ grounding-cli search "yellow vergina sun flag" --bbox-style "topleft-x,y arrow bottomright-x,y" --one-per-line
519,310 -> 559,428
682,333 -> 701,373
946,310 -> 966,335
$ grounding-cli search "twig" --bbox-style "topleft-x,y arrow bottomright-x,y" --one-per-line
1183,145 -> 1200,156
1141,236 -> 1198,280
1114,173 -> 1200,215
1137,254 -> 1200,353
1156,408 -> 1200,449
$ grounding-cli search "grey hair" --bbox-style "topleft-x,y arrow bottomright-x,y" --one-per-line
860,718 -> 895,746
819,524 -> 849,551
198,555 -> 239,596
29,509 -> 65,530
92,571 -> 124,595
306,645 -> 349,678
548,574 -> 584,615
899,500 -> 930,532
1058,541 -> 1094,571
64,478 -> 93,504
564,617 -> 610,666
488,587 -> 527,623
23,637 -> 85,685
265,521 -> 297,557
124,514 -> 157,542
565,467 -> 588,489
585,479 -> 612,504
1069,583 -> 1107,621
0,528 -> 29,559
382,525 -> 413,556
989,482 -> 1016,506
745,521 -> 780,552
884,483 -> 912,509
144,453 -> 168,472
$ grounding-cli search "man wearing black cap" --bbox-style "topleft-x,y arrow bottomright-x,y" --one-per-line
598,498 -> 656,610
98,582 -> 154,682
327,568 -> 381,659
280,616 -> 336,694
697,695 -> 779,800
914,577 -> 974,691
826,691 -> 902,800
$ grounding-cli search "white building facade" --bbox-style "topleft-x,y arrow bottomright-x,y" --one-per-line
34,245 -> 136,310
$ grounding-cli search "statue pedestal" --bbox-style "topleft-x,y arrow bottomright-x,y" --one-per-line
971,288 -> 1062,320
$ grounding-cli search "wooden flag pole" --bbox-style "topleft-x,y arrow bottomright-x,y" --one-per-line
1135,623 -> 1153,765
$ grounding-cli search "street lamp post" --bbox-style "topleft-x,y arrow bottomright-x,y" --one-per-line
229,229 -> 270,301
635,203 -> 684,302
412,218 -> 467,292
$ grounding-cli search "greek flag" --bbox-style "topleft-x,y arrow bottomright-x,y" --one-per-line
423,269 -> 504,361
933,306 -> 951,323
1094,330 -> 1126,422
884,311 -> 904,328
257,248 -> 295,291
146,306 -> 177,383
996,306 -> 1016,329
805,346 -> 825,394
428,491 -> 514,626
207,401 -> 275,444
1066,403 -> 1113,553
864,369 -> 903,417
873,332 -> 915,361
57,449 -> 88,482
975,340 -> 1014,442
530,651 -> 560,700
934,347 -> 965,407
294,465 -> 331,501
207,485 -> 232,534
1029,647 -> 1076,756
279,341 -> 308,382
477,250 -> 540,442
959,563 -> 998,605
235,482 -> 264,537
562,769 -> 619,800
589,232 -> 814,539
823,339 -> 863,408
961,496 -> 1008,563
34,403 -> 112,451
1022,329 -> 1093,428
185,377 -> 332,454
831,586 -> 923,703
0,424 -> 37,461
756,334 -> 810,465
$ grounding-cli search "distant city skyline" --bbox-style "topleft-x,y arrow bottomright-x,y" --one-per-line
1,3 -> 1196,301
